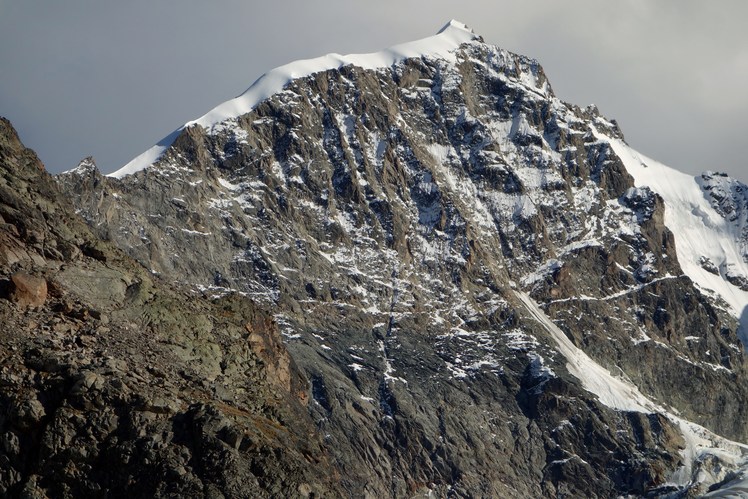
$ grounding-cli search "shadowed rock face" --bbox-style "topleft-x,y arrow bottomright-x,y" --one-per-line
56,33 -> 748,497
0,117 -> 341,498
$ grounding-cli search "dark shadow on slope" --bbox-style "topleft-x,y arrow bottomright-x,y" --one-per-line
738,306 -> 748,350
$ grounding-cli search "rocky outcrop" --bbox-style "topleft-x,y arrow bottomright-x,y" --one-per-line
57,28 -> 748,497
0,117 -> 341,498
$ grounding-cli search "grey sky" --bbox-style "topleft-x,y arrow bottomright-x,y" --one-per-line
1,1 -> 746,182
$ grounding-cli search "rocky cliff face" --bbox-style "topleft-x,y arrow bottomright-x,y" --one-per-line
56,22 -> 748,497
0,117 -> 340,498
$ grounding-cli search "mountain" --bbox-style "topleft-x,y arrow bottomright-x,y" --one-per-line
0,118 -> 341,497
54,20 -> 748,497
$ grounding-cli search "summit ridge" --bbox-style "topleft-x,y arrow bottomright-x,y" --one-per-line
110,20 -> 478,179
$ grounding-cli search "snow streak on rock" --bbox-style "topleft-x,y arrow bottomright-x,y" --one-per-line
517,290 -> 748,491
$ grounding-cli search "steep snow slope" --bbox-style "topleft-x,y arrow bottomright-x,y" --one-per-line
593,128 -> 748,343
110,20 -> 477,179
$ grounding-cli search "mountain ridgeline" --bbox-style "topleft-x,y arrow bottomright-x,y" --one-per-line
7,20 -> 748,497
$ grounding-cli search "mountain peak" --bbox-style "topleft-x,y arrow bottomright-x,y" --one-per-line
62,156 -> 99,176
437,19 -> 473,35
58,17 -> 748,494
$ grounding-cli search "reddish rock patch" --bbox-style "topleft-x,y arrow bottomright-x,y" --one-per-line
11,271 -> 47,308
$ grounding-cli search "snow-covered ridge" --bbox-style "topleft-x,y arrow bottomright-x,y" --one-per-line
592,128 -> 748,344
61,156 -> 97,176
108,20 -> 477,179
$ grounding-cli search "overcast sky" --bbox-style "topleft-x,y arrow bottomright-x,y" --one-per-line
1,1 -> 746,182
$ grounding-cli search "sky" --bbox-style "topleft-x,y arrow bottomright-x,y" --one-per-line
1,0 -> 746,181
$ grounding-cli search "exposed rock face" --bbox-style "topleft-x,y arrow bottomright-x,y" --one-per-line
57,27 -> 748,497
0,117 -> 341,498
698,171 -> 748,287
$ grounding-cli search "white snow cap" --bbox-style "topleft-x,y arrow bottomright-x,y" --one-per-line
109,20 -> 478,179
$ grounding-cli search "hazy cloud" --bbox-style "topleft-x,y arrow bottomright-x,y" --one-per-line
1,1 -> 746,180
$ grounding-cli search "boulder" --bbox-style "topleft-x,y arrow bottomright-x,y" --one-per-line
10,271 -> 47,308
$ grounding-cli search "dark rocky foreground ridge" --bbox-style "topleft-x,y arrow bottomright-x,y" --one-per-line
0,117 -> 340,497
8,22 -> 748,498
